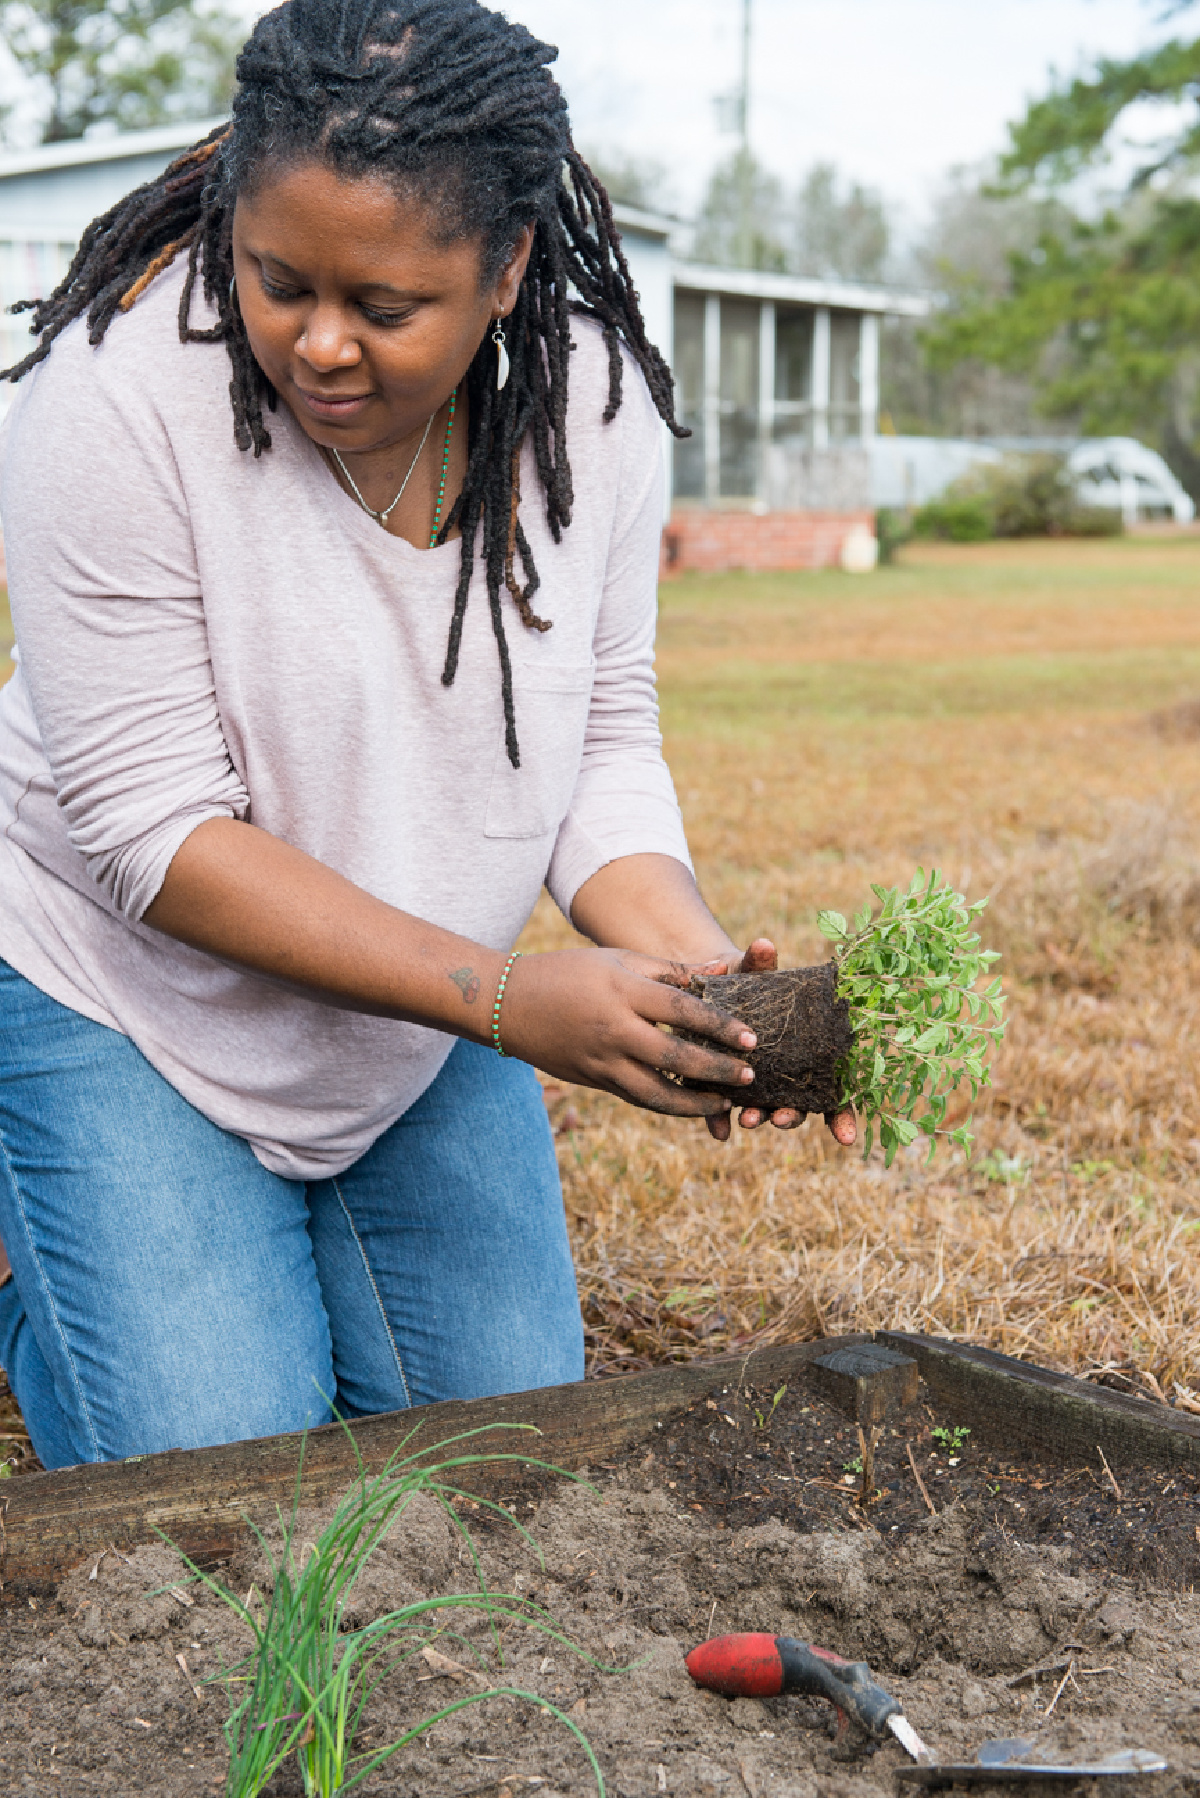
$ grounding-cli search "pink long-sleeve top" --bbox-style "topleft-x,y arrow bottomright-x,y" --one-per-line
0,261 -> 690,1178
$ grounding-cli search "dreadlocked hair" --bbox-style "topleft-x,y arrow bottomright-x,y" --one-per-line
2,0 -> 687,767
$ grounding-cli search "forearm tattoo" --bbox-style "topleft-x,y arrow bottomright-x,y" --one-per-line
449,966 -> 481,1004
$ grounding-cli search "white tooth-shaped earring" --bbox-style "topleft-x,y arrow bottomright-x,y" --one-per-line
492,321 -> 510,392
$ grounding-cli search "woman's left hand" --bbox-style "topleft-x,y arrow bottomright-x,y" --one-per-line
695,936 -> 858,1146
567,858 -> 856,1150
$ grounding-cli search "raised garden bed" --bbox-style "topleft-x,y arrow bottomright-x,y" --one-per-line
2,1336 -> 1199,1797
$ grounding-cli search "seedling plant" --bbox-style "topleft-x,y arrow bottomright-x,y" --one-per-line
818,868 -> 1006,1166
754,1383 -> 787,1430
160,1422 -> 614,1798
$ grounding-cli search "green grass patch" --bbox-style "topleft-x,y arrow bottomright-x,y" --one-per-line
661,646 -> 1200,733
659,537 -> 1200,627
657,543 -> 1200,732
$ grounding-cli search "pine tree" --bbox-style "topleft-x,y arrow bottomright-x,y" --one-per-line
920,11 -> 1200,492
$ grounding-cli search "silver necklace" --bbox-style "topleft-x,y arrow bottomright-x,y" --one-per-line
329,410 -> 436,526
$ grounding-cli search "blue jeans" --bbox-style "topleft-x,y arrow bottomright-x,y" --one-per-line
0,959 -> 583,1470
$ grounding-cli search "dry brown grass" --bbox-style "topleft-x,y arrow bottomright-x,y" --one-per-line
518,538 -> 1200,1402
3,543 -> 1200,1453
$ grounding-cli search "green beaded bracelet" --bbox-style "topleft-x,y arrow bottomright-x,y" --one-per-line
492,950 -> 521,1056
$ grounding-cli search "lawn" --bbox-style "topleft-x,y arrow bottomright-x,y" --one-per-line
2,537 -> 1199,1460
521,536 -> 1200,1401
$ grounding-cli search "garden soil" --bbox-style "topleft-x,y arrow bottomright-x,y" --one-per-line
2,1379 -> 1199,1797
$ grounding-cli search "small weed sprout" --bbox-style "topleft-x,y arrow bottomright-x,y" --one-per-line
754,1384 -> 787,1430
159,1422 -> 615,1798
931,1425 -> 972,1455
978,1150 -> 1031,1186
818,868 -> 1006,1165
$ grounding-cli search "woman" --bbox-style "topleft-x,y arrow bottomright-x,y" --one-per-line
0,0 -> 853,1471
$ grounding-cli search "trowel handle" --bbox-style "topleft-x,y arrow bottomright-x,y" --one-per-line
685,1633 -> 902,1738
779,1640 -> 902,1735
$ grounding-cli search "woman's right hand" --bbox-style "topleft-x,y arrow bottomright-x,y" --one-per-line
497,946 -> 758,1121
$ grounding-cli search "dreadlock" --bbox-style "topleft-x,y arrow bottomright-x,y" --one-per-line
2,0 -> 686,766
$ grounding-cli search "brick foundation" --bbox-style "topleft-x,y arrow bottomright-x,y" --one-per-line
660,507 -> 875,576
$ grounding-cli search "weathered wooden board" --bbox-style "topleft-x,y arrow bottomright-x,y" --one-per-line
877,1330 -> 1200,1474
9,1327 -> 1197,1596
0,1335 -> 867,1596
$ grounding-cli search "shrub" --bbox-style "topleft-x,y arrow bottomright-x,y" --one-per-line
1068,503 -> 1123,537
875,506 -> 913,563
911,494 -> 993,542
983,453 -> 1073,537
913,453 -> 1124,543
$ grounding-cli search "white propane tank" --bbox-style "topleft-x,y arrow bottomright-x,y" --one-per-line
840,523 -> 879,573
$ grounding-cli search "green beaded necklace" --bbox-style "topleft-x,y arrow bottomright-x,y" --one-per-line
428,387 -> 457,548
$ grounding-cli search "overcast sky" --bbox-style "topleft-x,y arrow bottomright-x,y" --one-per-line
502,0 -> 1171,222
0,0 -> 1177,226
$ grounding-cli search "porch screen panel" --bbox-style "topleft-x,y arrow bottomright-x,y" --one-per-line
671,290 -> 706,500
0,238 -> 76,404
719,297 -> 759,500
829,310 -> 861,442
774,306 -> 813,448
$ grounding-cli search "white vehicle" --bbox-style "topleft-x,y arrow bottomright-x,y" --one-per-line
1067,437 -> 1195,526
871,432 -> 1195,525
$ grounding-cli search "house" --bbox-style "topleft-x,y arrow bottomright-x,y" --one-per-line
0,123 -> 931,572
0,121 -> 230,377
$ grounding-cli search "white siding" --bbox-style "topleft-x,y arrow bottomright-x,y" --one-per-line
0,233 -> 76,387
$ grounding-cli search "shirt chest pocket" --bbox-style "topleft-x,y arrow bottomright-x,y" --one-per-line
484,663 -> 595,840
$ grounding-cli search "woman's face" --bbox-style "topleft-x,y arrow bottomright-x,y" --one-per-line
231,161 -> 533,454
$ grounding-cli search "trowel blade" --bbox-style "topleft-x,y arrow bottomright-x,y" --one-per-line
897,1746 -> 1169,1787
889,1714 -> 933,1763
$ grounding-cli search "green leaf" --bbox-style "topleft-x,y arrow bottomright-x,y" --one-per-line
817,910 -> 848,940
834,870 -> 1003,1165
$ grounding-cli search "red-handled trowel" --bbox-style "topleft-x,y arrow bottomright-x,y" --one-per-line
686,1633 -> 932,1762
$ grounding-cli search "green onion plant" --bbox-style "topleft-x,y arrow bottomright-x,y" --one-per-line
159,1421 -> 614,1798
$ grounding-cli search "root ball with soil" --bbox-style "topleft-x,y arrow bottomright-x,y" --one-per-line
686,963 -> 853,1119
